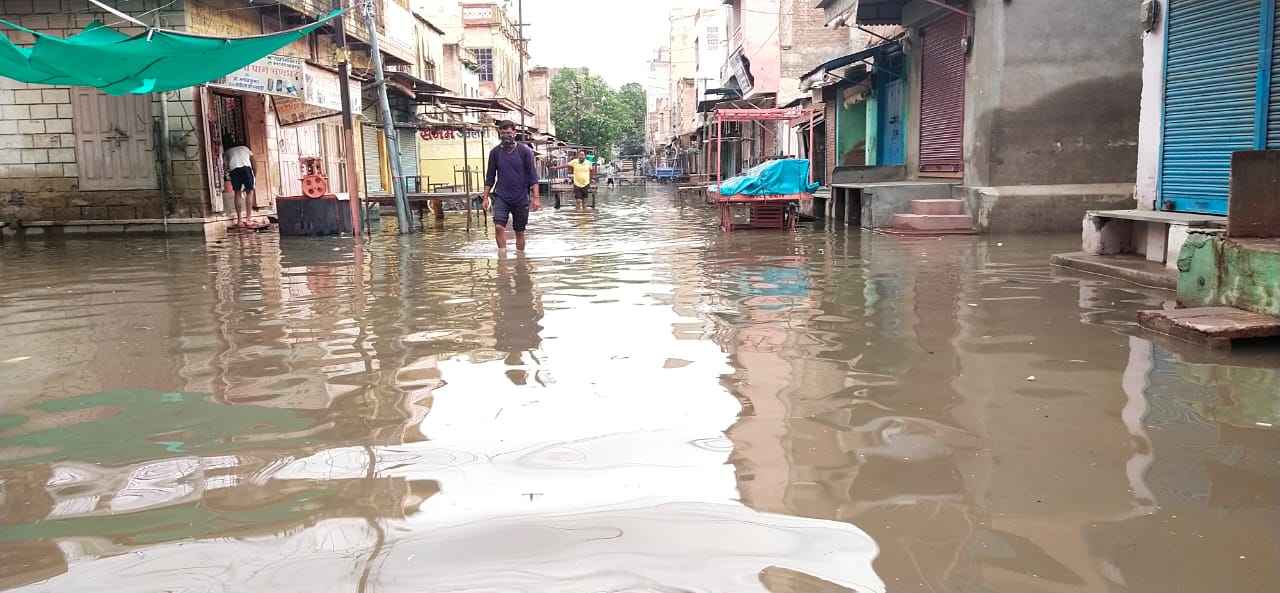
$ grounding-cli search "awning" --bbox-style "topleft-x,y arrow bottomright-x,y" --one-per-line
799,40 -> 899,85
697,87 -> 744,113
369,71 -> 451,106
385,71 -> 451,98
0,10 -> 343,95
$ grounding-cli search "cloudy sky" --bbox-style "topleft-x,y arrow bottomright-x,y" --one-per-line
521,0 -> 719,90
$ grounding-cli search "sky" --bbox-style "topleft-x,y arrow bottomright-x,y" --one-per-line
520,0 -> 718,91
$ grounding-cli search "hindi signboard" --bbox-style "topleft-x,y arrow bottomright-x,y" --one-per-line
210,54 -> 304,98
275,64 -> 364,127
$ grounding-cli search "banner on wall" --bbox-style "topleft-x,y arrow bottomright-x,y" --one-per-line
210,54 -> 304,98
275,64 -> 364,127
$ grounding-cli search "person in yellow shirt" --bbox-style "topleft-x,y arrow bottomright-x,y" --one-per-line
552,149 -> 595,210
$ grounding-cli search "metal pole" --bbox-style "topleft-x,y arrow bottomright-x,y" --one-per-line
702,129 -> 707,185
159,91 -> 171,233
807,110 -> 814,184
517,0 -> 526,129
462,127 -> 470,194
716,116 -> 722,186
334,0 -> 363,236
363,0 -> 411,233
155,12 -> 171,233
573,78 -> 582,142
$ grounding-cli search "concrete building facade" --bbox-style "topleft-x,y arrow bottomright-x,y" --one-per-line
0,0 -> 421,235
820,0 -> 1144,232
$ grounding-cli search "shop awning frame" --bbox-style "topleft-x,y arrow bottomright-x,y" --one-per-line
799,39 -> 902,86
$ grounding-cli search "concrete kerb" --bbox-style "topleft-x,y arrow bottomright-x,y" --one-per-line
963,184 -> 1137,233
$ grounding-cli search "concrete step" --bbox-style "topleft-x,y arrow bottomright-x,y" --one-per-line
892,213 -> 974,232
1138,307 -> 1280,349
952,185 -> 968,200
910,199 -> 966,215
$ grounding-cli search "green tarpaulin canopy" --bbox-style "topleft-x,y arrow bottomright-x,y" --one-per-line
0,9 -> 343,95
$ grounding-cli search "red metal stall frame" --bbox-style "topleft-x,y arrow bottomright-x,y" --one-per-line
705,107 -> 817,232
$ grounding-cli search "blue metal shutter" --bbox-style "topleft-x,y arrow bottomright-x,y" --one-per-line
1160,0 -> 1262,215
1269,4 -> 1279,148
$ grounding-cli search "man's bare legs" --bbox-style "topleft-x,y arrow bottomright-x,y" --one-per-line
233,189 -> 246,226
495,224 -> 508,251
493,227 -> 526,252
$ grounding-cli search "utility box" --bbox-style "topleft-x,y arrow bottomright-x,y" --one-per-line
276,196 -> 353,236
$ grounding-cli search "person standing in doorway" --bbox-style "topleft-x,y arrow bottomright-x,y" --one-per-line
483,121 -> 541,252
223,137 -> 255,228
552,150 -> 594,209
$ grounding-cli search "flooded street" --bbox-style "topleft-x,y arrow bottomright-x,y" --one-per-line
2,186 -> 1278,592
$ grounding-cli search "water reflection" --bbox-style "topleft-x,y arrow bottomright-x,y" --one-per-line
492,256 -> 543,382
1,191 -> 1277,592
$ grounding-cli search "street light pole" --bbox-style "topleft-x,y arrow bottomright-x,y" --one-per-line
363,1 -> 412,234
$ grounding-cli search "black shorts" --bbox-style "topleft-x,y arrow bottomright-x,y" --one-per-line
229,166 -> 255,191
574,185 -> 590,199
492,197 -> 530,232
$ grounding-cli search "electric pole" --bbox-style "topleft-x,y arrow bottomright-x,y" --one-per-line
517,0 -> 526,130
362,1 -> 411,234
573,78 -> 582,144
334,0 -> 361,236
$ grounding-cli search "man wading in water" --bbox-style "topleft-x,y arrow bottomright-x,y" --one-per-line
483,121 -> 541,252
551,149 -> 594,209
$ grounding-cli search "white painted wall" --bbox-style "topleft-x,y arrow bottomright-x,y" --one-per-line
1134,0 -> 1167,211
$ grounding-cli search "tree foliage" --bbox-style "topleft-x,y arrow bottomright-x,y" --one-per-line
550,70 -> 645,158
616,82 -> 647,158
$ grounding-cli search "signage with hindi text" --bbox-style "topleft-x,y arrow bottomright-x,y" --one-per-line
275,64 -> 363,127
210,54 -> 304,98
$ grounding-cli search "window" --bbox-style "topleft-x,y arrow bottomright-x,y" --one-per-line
706,27 -> 719,46
473,48 -> 494,83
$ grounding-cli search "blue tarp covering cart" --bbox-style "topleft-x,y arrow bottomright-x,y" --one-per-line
704,108 -> 819,232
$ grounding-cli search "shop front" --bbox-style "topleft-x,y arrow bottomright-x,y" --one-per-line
199,55 -> 368,222
274,63 -> 364,199
201,54 -> 305,217
1158,0 -> 1279,215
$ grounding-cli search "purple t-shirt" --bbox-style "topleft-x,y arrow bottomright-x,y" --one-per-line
485,143 -> 538,204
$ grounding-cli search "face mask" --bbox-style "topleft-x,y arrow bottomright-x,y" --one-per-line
578,158 -> 585,163
501,137 -> 515,147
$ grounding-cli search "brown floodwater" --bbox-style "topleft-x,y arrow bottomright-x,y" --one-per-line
1,187 -> 1278,592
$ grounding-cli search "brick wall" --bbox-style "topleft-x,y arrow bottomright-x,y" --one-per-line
0,0 -> 207,223
0,0 -> 377,224
780,1 -> 851,80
